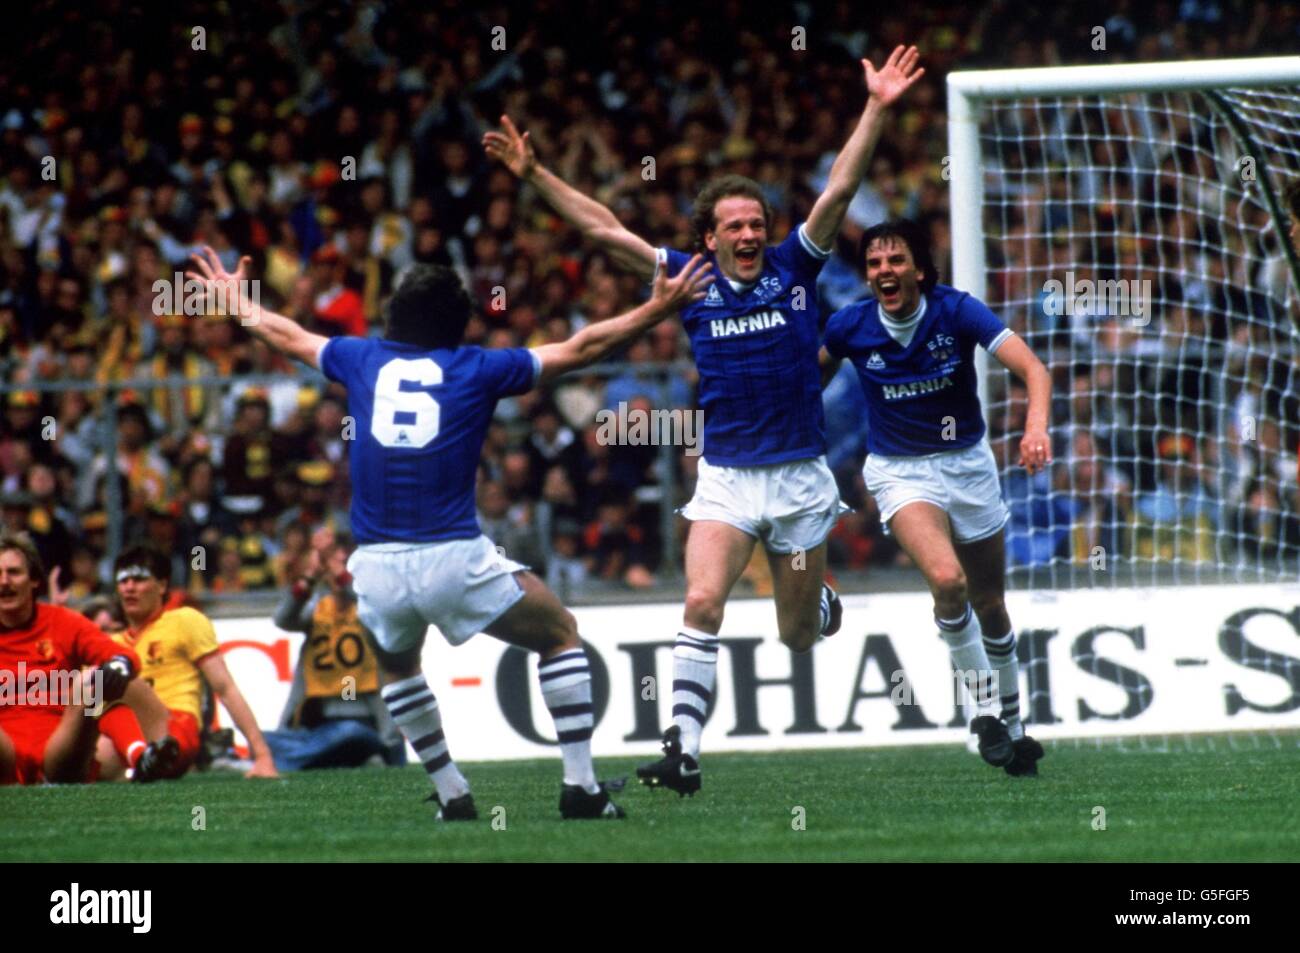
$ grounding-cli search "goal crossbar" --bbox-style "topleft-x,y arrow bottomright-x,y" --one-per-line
947,56 -> 1300,308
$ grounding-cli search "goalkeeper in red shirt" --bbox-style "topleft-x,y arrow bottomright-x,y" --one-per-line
0,533 -> 169,785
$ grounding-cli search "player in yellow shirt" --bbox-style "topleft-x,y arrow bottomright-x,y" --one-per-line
96,544 -> 279,780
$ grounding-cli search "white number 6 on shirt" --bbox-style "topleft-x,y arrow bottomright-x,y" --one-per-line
371,358 -> 442,448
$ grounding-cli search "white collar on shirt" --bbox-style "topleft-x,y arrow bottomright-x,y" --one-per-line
879,295 -> 927,348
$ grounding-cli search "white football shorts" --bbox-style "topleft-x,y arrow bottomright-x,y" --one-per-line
347,535 -> 527,653
862,438 -> 1009,544
680,455 -> 845,554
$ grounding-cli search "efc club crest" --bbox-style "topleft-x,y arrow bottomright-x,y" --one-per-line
35,638 -> 54,661
927,333 -> 955,363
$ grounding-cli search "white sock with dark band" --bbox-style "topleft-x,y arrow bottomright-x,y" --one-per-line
937,605 -> 1000,718
672,627 -> 718,759
381,675 -> 470,802
538,648 -> 599,793
983,628 -> 1024,740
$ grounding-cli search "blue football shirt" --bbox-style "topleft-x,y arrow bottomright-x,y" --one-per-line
823,285 -> 1012,457
659,223 -> 830,467
319,337 -> 539,543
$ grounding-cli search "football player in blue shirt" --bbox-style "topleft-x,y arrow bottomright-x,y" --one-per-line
486,46 -> 925,795
820,220 -> 1053,776
187,245 -> 713,818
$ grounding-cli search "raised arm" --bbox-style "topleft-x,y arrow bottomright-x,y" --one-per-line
992,334 -> 1053,474
485,115 -> 659,281
805,46 -> 925,252
187,246 -> 328,369
531,254 -> 713,386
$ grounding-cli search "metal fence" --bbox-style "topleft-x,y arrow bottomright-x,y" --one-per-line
2,358 -> 697,607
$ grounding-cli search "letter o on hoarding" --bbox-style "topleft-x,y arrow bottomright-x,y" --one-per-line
495,639 -> 610,744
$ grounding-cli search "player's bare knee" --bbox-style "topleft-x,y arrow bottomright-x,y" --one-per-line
779,595 -> 823,651
930,567 -> 967,609
684,589 -> 724,632
779,623 -> 819,654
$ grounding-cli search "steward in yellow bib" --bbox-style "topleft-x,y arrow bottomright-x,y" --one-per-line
271,529 -> 404,767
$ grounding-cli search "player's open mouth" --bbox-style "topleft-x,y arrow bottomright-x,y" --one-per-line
877,278 -> 901,301
735,247 -> 759,266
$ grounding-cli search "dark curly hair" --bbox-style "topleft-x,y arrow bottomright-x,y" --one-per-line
689,175 -> 773,252
385,263 -> 473,350
858,219 -> 939,294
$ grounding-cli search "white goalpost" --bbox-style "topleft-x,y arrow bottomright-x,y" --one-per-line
948,56 -> 1300,591
945,57 -> 1300,750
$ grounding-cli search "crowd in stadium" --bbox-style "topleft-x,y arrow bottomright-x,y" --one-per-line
1,0 -> 1299,613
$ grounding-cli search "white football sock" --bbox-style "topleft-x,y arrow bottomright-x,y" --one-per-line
538,647 -> 598,793
673,626 -> 718,759
937,605 -> 1000,718
381,675 -> 470,802
983,628 -> 1024,739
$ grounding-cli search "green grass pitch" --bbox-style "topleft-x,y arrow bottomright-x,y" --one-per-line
4,735 -> 1298,862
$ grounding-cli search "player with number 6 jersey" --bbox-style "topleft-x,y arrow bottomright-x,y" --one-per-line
186,245 -> 713,819
319,335 -> 536,544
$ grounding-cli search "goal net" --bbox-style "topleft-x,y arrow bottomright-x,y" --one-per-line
950,58 -> 1300,591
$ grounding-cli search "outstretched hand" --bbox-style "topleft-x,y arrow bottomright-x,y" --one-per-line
864,45 -> 925,107
651,254 -> 714,313
187,246 -> 256,321
483,115 -> 537,178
